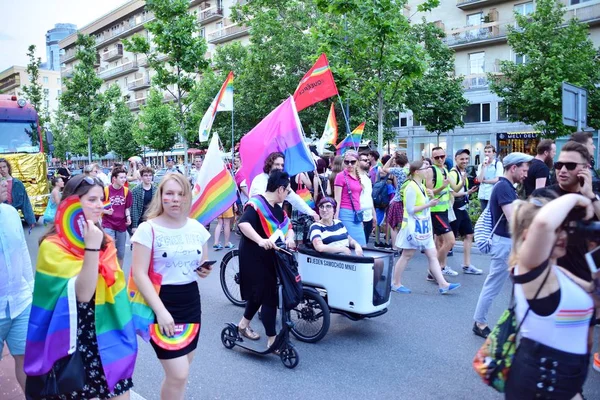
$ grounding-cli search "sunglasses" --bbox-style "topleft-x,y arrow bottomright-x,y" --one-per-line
359,158 -> 369,162
344,160 -> 357,165
433,155 -> 446,160
554,162 -> 587,171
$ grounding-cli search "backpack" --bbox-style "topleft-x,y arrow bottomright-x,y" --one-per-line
104,185 -> 129,203
372,173 -> 391,209
473,203 -> 504,254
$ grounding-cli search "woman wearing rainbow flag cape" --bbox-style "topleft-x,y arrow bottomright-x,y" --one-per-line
237,170 -> 296,350
24,175 -> 137,400
130,173 -> 211,400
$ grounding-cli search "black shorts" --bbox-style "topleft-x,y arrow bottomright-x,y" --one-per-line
431,211 -> 452,236
450,208 -> 474,237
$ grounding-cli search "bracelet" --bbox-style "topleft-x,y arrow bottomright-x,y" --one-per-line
84,248 -> 101,252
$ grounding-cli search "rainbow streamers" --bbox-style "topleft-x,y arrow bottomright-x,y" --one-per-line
149,323 -> 200,350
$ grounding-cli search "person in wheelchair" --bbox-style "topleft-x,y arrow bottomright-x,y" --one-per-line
309,197 -> 363,256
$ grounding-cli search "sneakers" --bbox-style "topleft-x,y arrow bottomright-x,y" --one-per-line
213,243 -> 223,251
392,285 -> 411,294
426,273 -> 436,282
442,266 -> 459,276
447,249 -> 454,257
463,264 -> 483,275
439,283 -> 461,295
594,353 -> 600,373
473,322 -> 491,339
224,242 -> 235,249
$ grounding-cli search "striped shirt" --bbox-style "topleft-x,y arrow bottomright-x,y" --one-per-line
309,220 -> 349,248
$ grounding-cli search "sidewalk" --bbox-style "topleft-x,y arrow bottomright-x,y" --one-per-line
0,347 -> 24,400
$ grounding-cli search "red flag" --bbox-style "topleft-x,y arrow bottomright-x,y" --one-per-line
293,54 -> 339,112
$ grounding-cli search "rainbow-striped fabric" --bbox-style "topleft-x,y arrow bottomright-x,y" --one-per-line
336,122 -> 365,155
555,308 -> 594,328
246,196 -> 291,238
24,235 -> 137,391
296,188 -> 315,209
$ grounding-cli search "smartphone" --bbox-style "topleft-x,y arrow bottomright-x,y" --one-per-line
196,260 -> 216,271
579,176 -> 585,187
584,245 -> 600,274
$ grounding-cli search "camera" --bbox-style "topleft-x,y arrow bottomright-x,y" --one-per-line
564,206 -> 600,242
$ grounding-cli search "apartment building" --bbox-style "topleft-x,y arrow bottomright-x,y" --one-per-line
0,65 -> 62,115
397,0 -> 600,164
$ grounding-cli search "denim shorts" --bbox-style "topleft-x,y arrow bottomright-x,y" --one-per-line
0,303 -> 31,359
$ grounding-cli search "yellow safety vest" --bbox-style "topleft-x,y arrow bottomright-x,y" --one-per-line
430,165 -> 450,213
401,179 -> 428,230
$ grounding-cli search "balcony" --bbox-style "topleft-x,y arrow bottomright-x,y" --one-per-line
444,22 -> 508,50
97,61 -> 138,80
456,0 -> 511,11
127,97 -> 147,111
95,13 -> 154,48
61,67 -> 74,79
564,1 -> 600,27
0,74 -> 20,92
102,44 -> 124,62
460,59 -> 502,91
137,54 -> 149,67
207,24 -> 249,44
198,8 -> 224,25
60,49 -> 77,64
128,77 -> 151,91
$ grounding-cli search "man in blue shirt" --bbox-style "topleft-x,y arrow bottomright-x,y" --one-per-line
472,152 -> 532,338
0,178 -> 33,393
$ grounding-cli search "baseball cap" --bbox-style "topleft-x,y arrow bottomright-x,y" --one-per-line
502,152 -> 534,167
166,157 -> 174,162
455,149 -> 470,157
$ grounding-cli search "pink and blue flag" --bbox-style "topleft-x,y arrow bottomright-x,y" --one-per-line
240,96 -> 315,185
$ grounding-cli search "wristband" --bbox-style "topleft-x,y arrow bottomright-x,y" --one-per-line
85,248 -> 101,252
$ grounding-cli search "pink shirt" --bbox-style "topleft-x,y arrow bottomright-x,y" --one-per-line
334,171 -> 362,211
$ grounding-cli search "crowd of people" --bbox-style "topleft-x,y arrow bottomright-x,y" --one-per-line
1,130 -> 600,399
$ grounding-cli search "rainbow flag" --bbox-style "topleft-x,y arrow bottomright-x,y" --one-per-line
103,200 -> 112,210
317,103 -> 338,154
190,133 -> 237,225
245,196 -> 291,237
199,71 -> 234,142
24,236 -> 137,391
336,122 -> 365,155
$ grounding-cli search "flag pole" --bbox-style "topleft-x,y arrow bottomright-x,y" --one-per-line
337,94 -> 352,135
231,99 -> 235,161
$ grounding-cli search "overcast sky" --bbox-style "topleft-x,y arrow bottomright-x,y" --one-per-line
0,0 -> 128,72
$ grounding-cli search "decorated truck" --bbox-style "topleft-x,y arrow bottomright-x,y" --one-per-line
0,95 -> 49,218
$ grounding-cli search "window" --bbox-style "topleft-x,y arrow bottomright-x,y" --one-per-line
400,117 -> 408,127
515,53 -> 529,65
469,52 -> 485,74
497,102 -> 517,121
43,76 -> 49,84
464,103 -> 491,123
57,78 -> 60,85
199,28 -> 205,38
43,88 -> 50,96
570,0 -> 593,5
467,13 -> 483,26
44,100 -> 50,108
57,90 -> 62,96
514,2 -> 534,16
216,21 -> 224,30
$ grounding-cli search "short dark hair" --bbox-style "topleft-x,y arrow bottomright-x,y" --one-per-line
381,154 -> 391,165
569,131 -> 593,145
315,158 -> 327,174
394,153 -> 409,167
484,144 -> 496,153
431,146 -> 444,153
0,158 -> 12,176
111,167 -> 126,181
537,139 -> 554,155
368,150 -> 380,161
139,166 -> 154,176
266,170 -> 290,192
561,141 -> 590,163
263,152 -> 285,174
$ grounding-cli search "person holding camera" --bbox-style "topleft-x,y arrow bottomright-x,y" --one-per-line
505,194 -> 598,399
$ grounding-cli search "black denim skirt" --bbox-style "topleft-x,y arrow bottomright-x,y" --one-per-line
505,338 -> 589,400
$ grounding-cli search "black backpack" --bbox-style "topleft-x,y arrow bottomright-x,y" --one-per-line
372,173 -> 390,209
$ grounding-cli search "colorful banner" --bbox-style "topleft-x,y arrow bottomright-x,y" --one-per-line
240,96 -> 315,185
198,71 -> 234,142
190,133 -> 237,224
293,54 -> 339,112
317,103 -> 338,154
336,122 -> 365,155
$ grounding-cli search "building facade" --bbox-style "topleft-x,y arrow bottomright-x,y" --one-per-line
397,0 -> 600,164
0,65 -> 62,115
43,23 -> 78,71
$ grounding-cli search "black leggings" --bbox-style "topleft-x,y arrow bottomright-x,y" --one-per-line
244,299 -> 277,337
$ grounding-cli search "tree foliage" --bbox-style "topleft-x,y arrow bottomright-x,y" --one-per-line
489,0 -> 600,138
136,89 -> 178,154
405,21 -> 469,142
105,100 -> 140,159
20,45 -> 49,150
124,0 -> 209,154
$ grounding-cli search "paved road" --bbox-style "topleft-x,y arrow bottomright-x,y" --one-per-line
20,224 -> 600,400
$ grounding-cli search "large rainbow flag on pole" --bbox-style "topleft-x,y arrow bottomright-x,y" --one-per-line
317,103 -> 338,154
336,122 -> 365,155
190,133 -> 238,225
24,236 -> 137,391
198,71 -> 234,142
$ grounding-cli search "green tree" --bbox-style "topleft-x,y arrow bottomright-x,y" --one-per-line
136,89 -> 178,155
60,34 -> 114,162
106,100 -> 141,159
405,20 -> 469,145
124,0 -> 209,164
20,44 -> 49,149
489,0 -> 600,138
49,105 -> 72,160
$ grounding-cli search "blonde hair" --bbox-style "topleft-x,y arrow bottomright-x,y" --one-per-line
508,197 -> 551,268
145,173 -> 192,220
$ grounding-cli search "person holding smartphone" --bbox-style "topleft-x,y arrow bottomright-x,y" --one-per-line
131,173 -> 211,400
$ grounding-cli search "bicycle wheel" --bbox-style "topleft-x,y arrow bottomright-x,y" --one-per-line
289,288 -> 330,343
220,249 -> 246,307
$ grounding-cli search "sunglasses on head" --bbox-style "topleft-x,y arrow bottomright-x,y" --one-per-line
433,155 -> 446,160
74,176 -> 103,192
344,160 -> 357,165
554,161 -> 587,171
